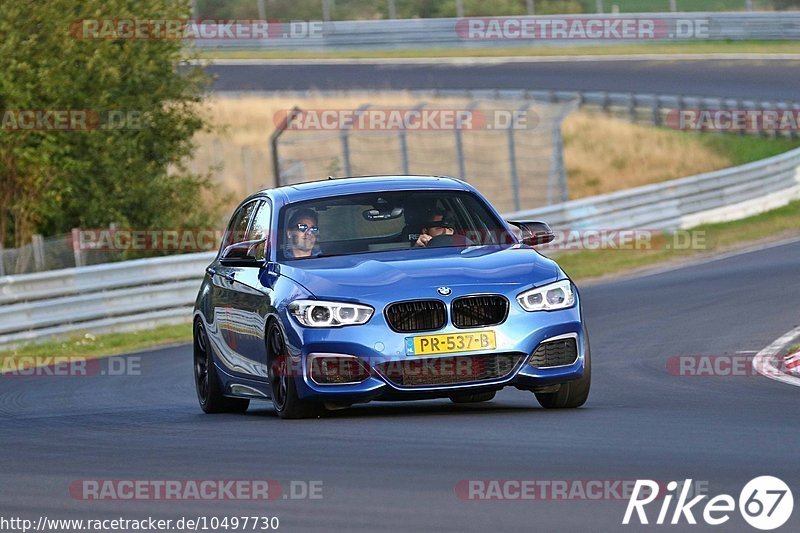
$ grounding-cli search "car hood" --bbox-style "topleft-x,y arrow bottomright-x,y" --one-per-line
277,245 -> 561,303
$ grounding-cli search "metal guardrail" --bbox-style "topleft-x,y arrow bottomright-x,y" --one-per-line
505,146 -> 800,229
2,146 -> 799,349
193,12 -> 800,50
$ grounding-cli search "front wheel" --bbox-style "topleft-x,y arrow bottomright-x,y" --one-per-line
535,345 -> 591,409
267,322 -> 324,419
194,321 -> 249,414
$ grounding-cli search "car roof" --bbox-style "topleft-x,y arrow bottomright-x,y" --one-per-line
260,175 -> 470,204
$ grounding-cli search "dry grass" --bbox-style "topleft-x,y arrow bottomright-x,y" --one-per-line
562,111 -> 732,198
195,95 -> 748,212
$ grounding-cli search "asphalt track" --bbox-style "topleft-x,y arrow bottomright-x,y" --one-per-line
207,58 -> 800,100
2,238 -> 799,532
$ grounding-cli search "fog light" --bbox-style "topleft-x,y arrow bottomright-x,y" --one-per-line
309,355 -> 371,385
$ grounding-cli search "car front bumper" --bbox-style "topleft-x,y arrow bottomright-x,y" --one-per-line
282,301 -> 588,402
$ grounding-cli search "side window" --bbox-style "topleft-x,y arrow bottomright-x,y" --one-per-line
221,200 -> 258,252
248,200 -> 272,261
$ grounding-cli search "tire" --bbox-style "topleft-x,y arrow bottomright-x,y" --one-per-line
267,322 -> 325,419
534,342 -> 591,409
194,321 -> 250,414
449,391 -> 496,404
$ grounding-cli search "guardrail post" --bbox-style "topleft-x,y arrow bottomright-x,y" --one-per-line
0,243 -> 5,277
32,234 -> 45,272
270,106 -> 301,187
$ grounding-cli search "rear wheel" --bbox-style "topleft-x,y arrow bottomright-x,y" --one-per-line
449,391 -> 496,404
535,344 -> 591,409
267,322 -> 324,419
194,321 -> 249,414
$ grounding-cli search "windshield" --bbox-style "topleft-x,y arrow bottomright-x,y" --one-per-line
278,190 -> 514,260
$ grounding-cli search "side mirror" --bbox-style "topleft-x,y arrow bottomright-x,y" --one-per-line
220,237 -> 268,266
507,220 -> 556,246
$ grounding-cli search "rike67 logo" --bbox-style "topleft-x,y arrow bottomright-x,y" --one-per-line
623,477 -> 793,530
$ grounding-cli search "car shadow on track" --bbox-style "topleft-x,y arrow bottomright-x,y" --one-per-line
242,400 -> 588,419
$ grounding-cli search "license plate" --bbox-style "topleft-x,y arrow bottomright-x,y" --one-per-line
405,331 -> 496,356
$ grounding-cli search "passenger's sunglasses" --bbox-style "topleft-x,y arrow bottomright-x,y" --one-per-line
294,223 -> 319,234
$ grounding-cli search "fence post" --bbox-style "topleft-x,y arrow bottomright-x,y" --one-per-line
340,104 -> 370,177
213,139 -> 223,181
507,103 -> 531,212
456,0 -> 464,17
242,146 -> 253,194
388,0 -> 396,19
628,93 -> 637,122
400,103 -> 426,175
745,0 -> 753,11
32,234 -> 45,272
455,101 -> 480,181
0,243 -> 5,277
270,106 -> 301,187
322,0 -> 332,22
527,0 -> 535,16
71,228 -> 84,268
651,95 -> 661,126
549,99 -> 580,205
257,0 -> 266,19
670,0 -> 677,12
595,0 -> 604,13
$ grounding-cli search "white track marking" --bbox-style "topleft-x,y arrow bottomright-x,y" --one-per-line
752,326 -> 800,387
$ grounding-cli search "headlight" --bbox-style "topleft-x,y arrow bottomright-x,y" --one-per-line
516,280 -> 575,312
288,300 -> 374,327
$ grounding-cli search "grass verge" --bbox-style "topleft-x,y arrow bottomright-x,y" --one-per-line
552,199 -> 800,280
194,41 -> 800,61
0,322 -> 192,362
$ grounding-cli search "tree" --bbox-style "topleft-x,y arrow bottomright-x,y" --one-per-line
0,0 -> 221,250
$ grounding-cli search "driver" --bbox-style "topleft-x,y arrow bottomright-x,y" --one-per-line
285,208 -> 321,259
415,210 -> 456,248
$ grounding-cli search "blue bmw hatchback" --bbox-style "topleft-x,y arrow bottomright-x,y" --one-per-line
193,176 -> 590,418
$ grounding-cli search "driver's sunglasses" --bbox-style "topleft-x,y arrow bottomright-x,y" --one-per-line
294,223 -> 319,234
